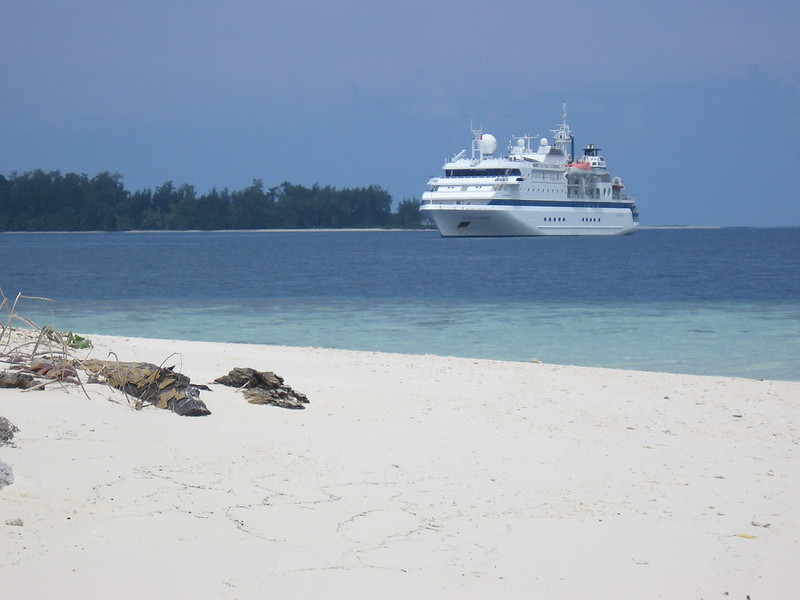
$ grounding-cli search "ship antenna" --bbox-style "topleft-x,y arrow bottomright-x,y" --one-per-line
469,119 -> 484,160
470,119 -> 483,138
561,100 -> 575,160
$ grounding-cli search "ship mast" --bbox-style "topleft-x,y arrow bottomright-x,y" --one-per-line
470,120 -> 483,160
555,101 -> 575,161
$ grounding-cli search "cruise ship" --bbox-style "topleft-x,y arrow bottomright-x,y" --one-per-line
420,109 -> 638,236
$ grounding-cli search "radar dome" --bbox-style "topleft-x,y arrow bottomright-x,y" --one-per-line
479,133 -> 497,155
540,137 -> 548,146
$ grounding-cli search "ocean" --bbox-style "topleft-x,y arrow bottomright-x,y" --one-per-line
1,228 -> 798,381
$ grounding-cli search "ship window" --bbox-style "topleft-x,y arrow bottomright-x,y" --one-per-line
445,168 -> 522,177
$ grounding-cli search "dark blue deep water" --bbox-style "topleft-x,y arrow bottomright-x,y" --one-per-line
2,228 -> 798,380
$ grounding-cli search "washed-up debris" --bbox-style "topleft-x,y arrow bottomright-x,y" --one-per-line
0,462 -> 14,490
751,520 -> 772,528
26,358 -> 79,382
0,370 -> 35,389
0,417 -> 19,446
80,359 -> 211,417
214,367 -> 309,409
42,326 -> 92,350
0,416 -> 16,488
1,358 -> 80,389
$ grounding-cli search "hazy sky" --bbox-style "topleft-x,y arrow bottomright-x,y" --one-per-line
3,0 -> 799,226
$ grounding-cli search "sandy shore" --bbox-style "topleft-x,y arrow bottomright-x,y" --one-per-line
1,333 -> 798,599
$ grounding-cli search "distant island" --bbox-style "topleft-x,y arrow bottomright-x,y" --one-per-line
0,170 -> 428,232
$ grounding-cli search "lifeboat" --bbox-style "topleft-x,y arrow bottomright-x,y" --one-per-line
567,162 -> 592,176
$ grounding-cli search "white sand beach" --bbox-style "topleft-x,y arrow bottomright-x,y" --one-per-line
1,333 -> 798,599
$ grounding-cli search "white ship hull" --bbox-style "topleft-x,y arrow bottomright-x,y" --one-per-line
421,203 -> 638,237
420,108 -> 639,238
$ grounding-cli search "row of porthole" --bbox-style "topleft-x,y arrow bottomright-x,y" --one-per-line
545,217 -> 602,223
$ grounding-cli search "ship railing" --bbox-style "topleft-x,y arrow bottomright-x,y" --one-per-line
429,176 -> 519,185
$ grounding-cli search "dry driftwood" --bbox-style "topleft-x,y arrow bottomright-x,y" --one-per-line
80,359 -> 211,417
214,367 -> 309,409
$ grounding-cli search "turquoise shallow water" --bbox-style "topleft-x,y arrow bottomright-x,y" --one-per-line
14,297 -> 798,381
2,229 -> 799,380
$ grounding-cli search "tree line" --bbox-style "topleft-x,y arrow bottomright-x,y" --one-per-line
0,170 -> 427,231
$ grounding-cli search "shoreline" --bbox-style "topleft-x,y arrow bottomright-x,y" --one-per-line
0,227 -> 434,235
88,334 -> 800,382
2,333 -> 799,597
3,225 -> 799,235
18,328 -> 800,383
